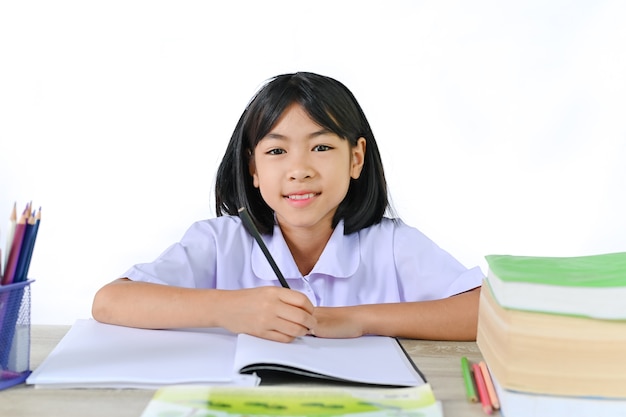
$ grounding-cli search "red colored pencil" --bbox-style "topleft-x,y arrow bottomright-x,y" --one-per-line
472,363 -> 493,415
1,205 -> 28,285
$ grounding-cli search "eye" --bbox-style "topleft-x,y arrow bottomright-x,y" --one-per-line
266,148 -> 286,155
312,144 -> 332,152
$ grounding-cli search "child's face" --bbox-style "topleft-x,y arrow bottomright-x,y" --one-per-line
250,103 -> 365,234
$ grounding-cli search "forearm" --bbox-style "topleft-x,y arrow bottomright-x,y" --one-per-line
92,278 -> 317,342
362,287 -> 480,340
92,278 -> 225,329
314,287 -> 481,341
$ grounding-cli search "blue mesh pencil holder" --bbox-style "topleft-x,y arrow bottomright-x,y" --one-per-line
0,279 -> 33,390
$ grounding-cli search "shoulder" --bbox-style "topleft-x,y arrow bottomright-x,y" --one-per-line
357,217 -> 425,240
356,217 -> 445,256
181,215 -> 246,242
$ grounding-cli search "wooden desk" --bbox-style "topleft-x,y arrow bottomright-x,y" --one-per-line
0,325 -> 488,417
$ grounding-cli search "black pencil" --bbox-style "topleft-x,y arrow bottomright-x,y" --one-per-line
238,207 -> 290,289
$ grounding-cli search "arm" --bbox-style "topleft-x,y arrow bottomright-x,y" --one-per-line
92,278 -> 317,343
311,287 -> 481,341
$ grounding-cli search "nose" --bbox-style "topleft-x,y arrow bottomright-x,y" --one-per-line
288,152 -> 314,181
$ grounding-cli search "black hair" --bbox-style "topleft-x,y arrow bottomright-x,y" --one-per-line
215,72 -> 390,235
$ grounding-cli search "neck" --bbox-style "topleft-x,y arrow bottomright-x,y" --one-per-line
279,223 -> 335,276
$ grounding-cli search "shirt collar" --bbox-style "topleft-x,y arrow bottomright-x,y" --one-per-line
251,220 -> 360,281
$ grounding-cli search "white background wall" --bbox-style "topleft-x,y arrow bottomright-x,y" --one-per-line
1,1 -> 624,325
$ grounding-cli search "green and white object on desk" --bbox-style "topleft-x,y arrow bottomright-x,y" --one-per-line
485,251 -> 626,319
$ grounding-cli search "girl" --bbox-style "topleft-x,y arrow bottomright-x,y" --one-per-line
92,72 -> 483,343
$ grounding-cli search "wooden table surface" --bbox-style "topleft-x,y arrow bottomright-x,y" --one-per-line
0,325 -> 490,417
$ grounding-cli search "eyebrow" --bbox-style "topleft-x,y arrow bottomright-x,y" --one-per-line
264,129 -> 332,140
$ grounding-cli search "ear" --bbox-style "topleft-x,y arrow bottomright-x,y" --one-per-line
350,137 -> 366,179
248,150 -> 260,188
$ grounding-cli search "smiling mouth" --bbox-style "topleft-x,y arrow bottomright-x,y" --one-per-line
286,193 -> 318,200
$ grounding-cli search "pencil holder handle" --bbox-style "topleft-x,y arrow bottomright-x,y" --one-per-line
0,279 -> 34,390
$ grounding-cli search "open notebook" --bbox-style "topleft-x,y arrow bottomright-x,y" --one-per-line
26,319 -> 426,389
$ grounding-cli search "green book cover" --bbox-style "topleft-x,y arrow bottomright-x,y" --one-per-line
485,252 -> 626,288
139,384 -> 442,417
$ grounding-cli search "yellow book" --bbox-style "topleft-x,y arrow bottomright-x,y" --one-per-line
477,283 -> 626,398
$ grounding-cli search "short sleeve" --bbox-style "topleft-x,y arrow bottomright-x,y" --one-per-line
392,220 -> 484,300
122,221 -> 218,288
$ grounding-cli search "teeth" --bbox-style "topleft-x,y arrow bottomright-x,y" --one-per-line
288,193 -> 316,200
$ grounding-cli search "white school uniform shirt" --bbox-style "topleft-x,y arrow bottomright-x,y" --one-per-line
123,216 -> 483,306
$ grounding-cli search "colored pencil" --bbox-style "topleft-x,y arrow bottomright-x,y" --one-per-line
14,207 -> 40,283
1,205 -> 28,285
461,356 -> 478,403
13,208 -> 34,283
472,363 -> 494,415
2,202 -> 17,278
479,361 -> 500,410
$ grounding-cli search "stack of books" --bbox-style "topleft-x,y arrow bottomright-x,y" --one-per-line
476,252 -> 626,417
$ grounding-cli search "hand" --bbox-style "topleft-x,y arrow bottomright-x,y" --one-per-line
220,286 -> 317,343
310,306 -> 365,339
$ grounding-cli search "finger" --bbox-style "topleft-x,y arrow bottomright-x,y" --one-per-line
278,289 -> 315,314
260,330 -> 300,343
275,304 -> 317,335
254,314 -> 311,342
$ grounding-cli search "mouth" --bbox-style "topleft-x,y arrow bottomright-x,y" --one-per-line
285,192 -> 318,200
